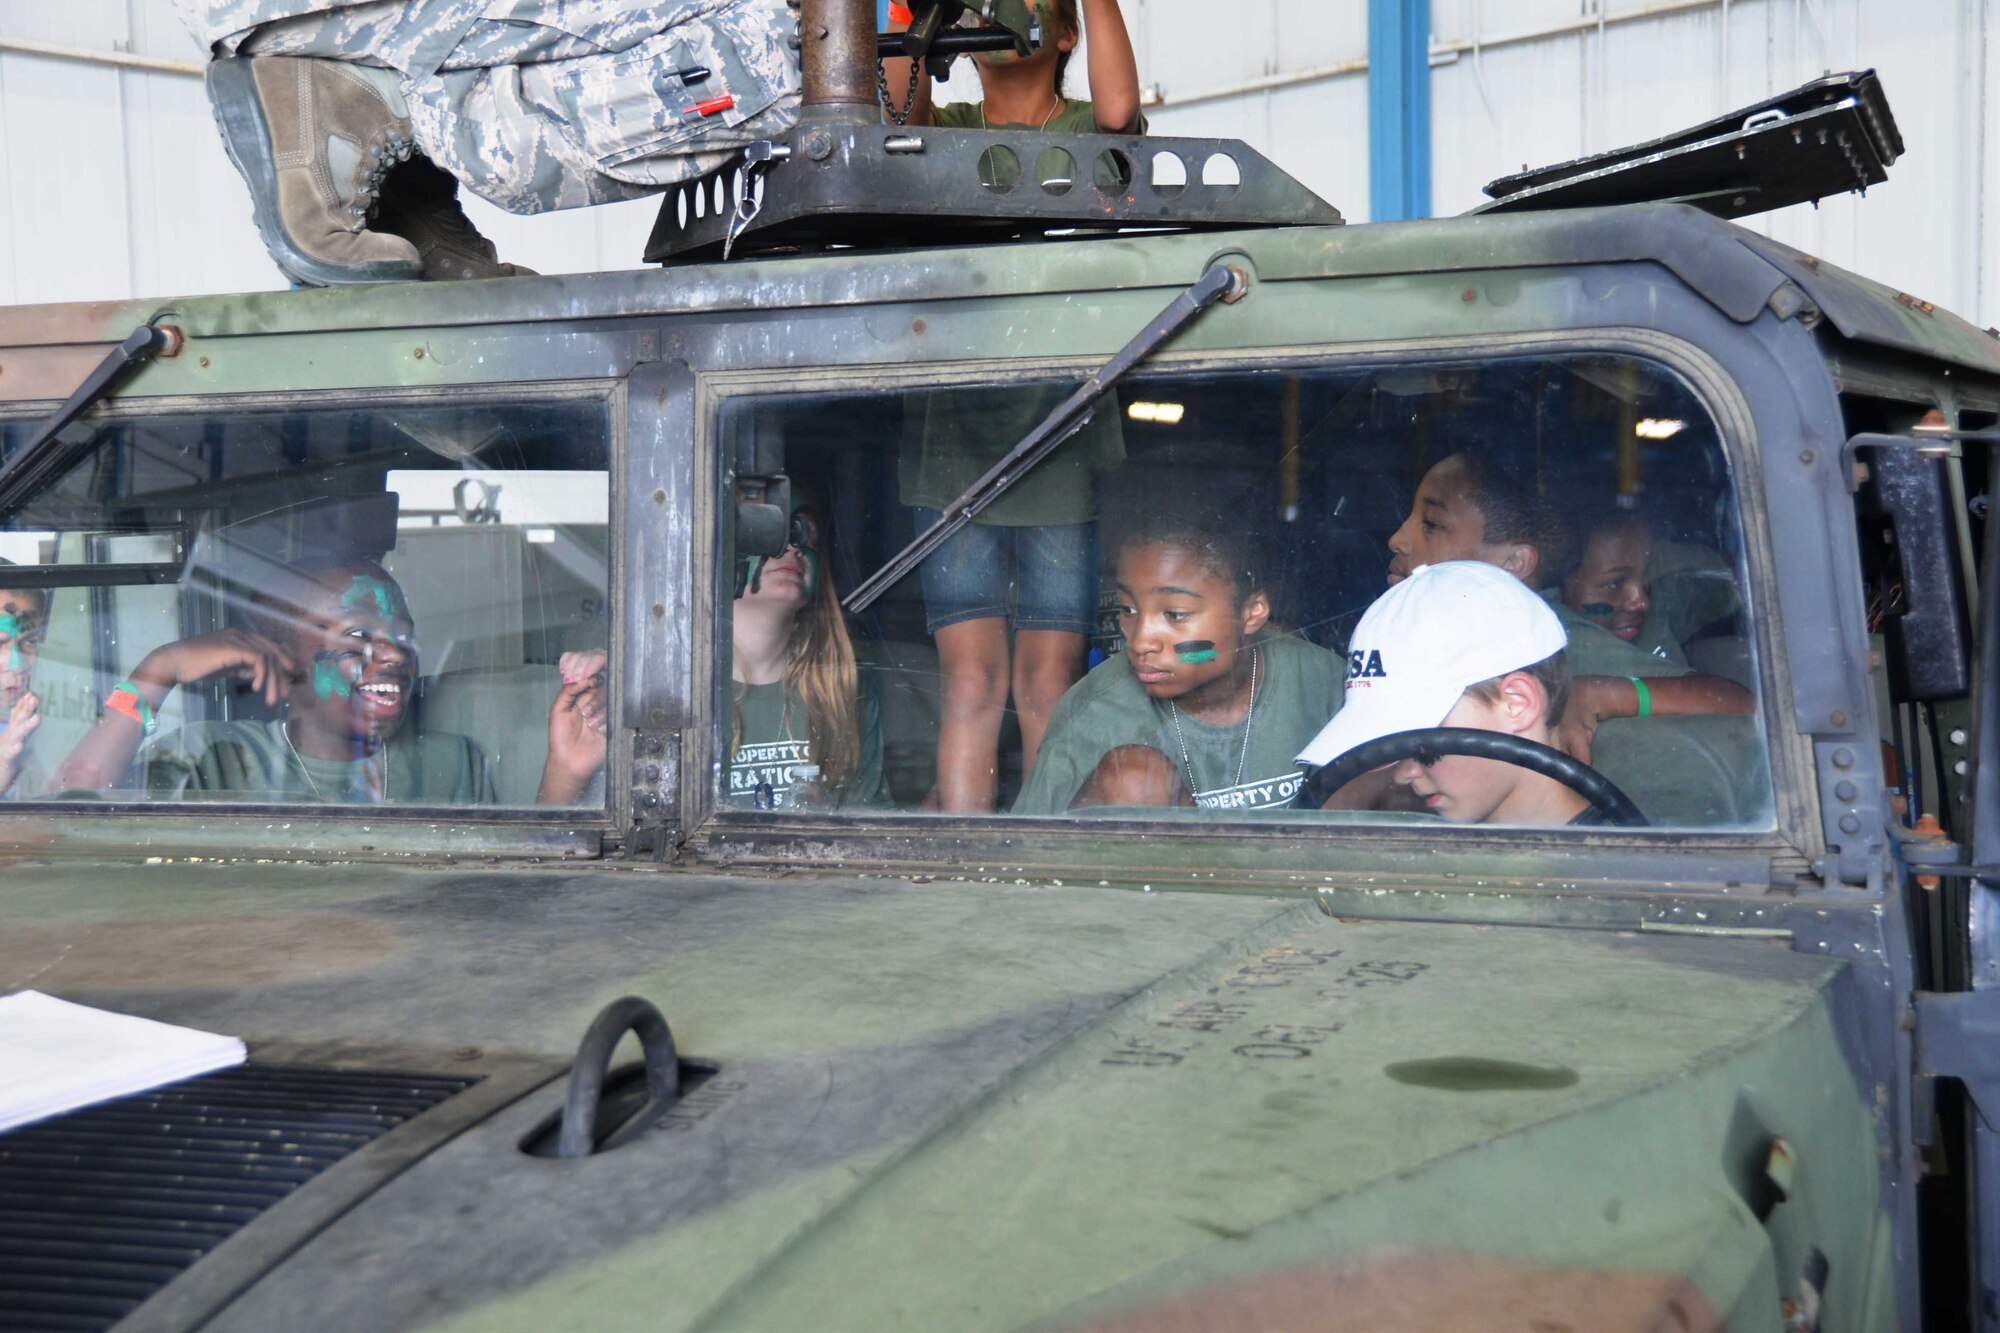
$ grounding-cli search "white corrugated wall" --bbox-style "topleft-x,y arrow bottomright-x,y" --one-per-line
1,0 -> 1993,329
0,2 -> 658,304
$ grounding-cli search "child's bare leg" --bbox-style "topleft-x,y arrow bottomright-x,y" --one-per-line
933,617 -> 1011,813
1072,745 -> 1189,809
1012,628 -> 1087,775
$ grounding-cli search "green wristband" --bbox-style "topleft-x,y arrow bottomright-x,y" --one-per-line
1627,676 -> 1652,719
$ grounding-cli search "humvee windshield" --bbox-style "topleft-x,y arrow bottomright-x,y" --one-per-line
719,349 -> 1773,830
0,350 -> 1772,831
0,394 -> 609,808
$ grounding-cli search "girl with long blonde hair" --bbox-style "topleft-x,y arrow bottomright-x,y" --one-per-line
547,496 -> 883,809
723,500 -> 881,807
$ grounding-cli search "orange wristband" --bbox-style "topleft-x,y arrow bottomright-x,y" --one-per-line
888,3 -> 915,23
105,683 -> 158,736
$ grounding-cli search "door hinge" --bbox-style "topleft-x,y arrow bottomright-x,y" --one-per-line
627,730 -> 682,862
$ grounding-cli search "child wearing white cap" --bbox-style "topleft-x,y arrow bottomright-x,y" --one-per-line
1296,561 -> 1610,826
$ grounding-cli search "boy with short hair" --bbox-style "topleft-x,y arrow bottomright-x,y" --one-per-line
1296,561 -> 1608,827
1384,447 -> 1753,742
1559,508 -> 1745,675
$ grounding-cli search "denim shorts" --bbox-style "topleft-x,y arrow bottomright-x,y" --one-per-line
913,509 -> 1098,636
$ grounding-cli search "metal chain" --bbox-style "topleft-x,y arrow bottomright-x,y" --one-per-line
1167,645 -> 1260,800
877,56 -> 921,126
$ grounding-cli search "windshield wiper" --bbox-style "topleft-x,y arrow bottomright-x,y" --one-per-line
0,322 -> 176,523
842,263 -> 1248,614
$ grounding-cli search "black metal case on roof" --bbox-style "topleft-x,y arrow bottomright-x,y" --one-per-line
1476,69 -> 1903,221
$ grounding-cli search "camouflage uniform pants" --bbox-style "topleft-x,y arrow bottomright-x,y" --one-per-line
176,0 -> 801,213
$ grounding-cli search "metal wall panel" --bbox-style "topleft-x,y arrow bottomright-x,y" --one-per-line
0,0 -> 1992,331
1129,0 -> 1993,328
0,0 -> 656,307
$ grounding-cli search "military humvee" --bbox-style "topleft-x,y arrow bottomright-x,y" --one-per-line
0,6 -> 1994,1329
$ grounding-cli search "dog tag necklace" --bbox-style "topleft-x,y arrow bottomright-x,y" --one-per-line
1166,645 -> 1259,801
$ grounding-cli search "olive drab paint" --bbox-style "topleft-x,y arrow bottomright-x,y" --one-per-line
0,150 -> 1991,1328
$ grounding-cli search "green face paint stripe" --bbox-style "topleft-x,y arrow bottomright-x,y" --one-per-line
339,575 -> 402,622
1174,640 -> 1218,664
0,614 -> 19,672
312,653 -> 354,701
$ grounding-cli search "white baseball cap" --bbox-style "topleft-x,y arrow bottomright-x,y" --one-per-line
1295,561 -> 1569,767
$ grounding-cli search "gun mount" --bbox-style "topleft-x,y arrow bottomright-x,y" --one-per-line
644,0 -> 1341,264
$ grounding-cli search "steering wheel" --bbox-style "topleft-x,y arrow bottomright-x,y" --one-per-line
1291,727 -> 1649,827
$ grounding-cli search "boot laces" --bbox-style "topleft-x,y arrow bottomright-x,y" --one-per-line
351,135 -> 419,221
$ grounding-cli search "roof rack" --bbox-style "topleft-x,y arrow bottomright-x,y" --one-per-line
644,0 -> 1339,263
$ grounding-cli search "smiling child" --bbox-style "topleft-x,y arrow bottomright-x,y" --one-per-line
50,560 -> 520,804
1013,467 -> 1343,815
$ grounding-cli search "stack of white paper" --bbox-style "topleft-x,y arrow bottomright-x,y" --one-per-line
0,991 -> 247,1133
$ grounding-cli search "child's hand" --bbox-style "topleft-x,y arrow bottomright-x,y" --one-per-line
540,677 -> 609,802
1556,676 -> 1631,765
558,648 -> 608,687
0,692 -> 40,789
140,630 -> 298,706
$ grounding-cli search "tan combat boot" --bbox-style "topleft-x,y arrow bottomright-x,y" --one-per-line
371,158 -> 539,282
205,56 -> 424,286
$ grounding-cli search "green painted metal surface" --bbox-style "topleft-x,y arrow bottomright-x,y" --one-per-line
0,862 -> 1889,1330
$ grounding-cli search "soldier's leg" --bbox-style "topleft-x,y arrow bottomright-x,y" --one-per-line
404,0 -> 801,215
193,0 -> 802,208
183,0 -> 799,274
181,2 -> 540,280
203,55 -> 425,286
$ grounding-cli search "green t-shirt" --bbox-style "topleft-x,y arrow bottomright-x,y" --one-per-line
904,98 -> 1139,527
726,674 -> 885,810
900,385 -> 1125,528
140,719 -> 495,805
1551,600 -> 1694,679
931,97 -> 1145,137
1637,542 -> 1742,665
1015,634 -> 1344,815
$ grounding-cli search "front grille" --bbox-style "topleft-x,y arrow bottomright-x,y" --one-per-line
0,1064 -> 476,1332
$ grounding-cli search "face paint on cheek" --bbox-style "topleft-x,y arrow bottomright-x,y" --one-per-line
0,615 -> 20,673
1575,602 -> 1617,620
1174,639 -> 1218,664
312,651 -> 356,701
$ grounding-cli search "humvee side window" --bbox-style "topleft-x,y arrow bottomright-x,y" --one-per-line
0,398 -> 609,809
717,352 -> 1773,831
